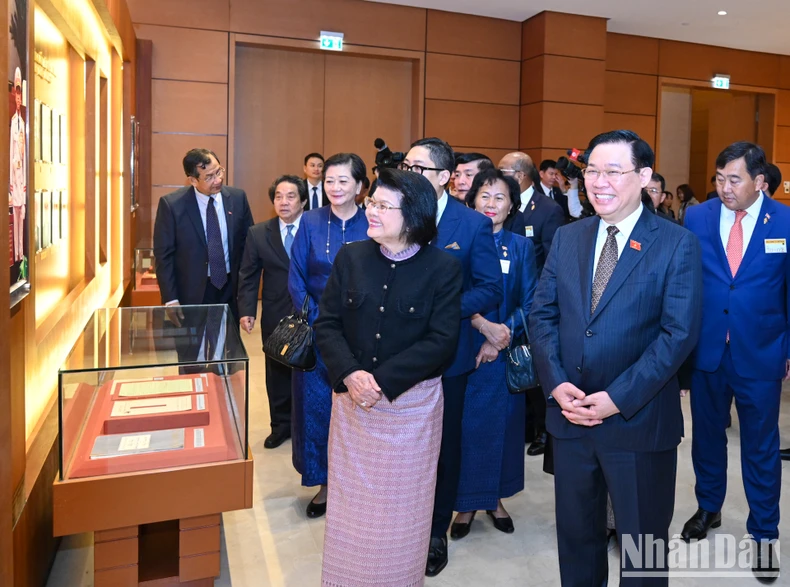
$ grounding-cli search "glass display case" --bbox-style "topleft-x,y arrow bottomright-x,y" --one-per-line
134,246 -> 157,291
58,305 -> 249,481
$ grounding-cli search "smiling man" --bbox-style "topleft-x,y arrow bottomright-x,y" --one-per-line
529,130 -> 702,587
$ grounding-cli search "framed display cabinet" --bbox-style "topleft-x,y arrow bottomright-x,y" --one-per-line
131,247 -> 161,307
53,305 -> 253,586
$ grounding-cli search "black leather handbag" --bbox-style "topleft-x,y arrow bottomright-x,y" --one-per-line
505,309 -> 539,393
263,295 -> 316,371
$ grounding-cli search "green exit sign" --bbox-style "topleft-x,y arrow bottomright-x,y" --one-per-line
320,31 -> 344,51
711,75 -> 730,89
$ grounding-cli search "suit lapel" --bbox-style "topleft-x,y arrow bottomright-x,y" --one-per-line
706,199 -> 731,278
737,196 -> 774,280
267,218 -> 290,265
435,197 -> 461,248
522,195 -> 538,224
222,187 -> 235,257
591,208 -> 658,321
577,219 -> 598,323
186,186 -> 207,249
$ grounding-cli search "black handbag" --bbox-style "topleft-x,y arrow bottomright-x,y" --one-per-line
505,308 -> 540,393
263,295 -> 316,371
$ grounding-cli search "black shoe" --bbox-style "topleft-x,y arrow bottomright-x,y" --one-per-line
681,508 -> 721,541
781,448 -> 790,462
527,431 -> 547,456
425,535 -> 448,577
306,494 -> 327,519
450,511 -> 476,539
486,510 -> 515,534
263,429 -> 290,449
754,541 -> 780,583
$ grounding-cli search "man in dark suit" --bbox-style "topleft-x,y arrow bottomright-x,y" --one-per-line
682,142 -> 789,582
401,138 -> 502,577
538,159 -> 571,220
154,148 -> 254,322
530,130 -> 702,587
304,152 -> 328,210
646,172 -> 677,223
238,175 -> 307,449
451,152 -> 493,201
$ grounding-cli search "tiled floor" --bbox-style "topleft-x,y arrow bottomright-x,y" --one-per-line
46,308 -> 790,586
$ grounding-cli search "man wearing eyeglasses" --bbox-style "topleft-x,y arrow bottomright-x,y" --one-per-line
154,148 -> 254,323
646,172 -> 677,223
401,137 -> 502,577
530,130 -> 702,587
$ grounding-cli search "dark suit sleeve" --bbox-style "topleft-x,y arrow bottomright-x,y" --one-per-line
372,259 -> 463,402
153,196 -> 179,304
541,203 -> 566,268
507,212 -> 526,236
314,248 -> 363,391
529,229 -> 570,397
462,217 -> 503,318
606,231 -> 703,419
509,239 -> 538,340
287,218 -> 316,323
237,227 -> 263,319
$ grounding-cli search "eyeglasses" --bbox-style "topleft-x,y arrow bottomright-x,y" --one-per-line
498,168 -> 518,175
581,168 -> 638,181
646,187 -> 661,195
364,196 -> 401,214
202,167 -> 225,183
398,162 -> 446,175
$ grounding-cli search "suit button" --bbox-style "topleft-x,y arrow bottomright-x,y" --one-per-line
585,330 -> 593,337
724,309 -> 729,314
379,306 -> 384,312
383,285 -> 388,290
730,285 -> 735,290
375,333 -> 381,339
391,264 -> 396,269
372,357 -> 378,363
576,366 -> 582,373
348,299 -> 352,303
409,307 -> 415,313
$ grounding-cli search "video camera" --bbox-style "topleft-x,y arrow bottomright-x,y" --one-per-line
555,148 -> 586,181
373,138 -> 405,172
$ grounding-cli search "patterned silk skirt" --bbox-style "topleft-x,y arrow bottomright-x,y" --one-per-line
321,377 -> 444,587
291,349 -> 332,487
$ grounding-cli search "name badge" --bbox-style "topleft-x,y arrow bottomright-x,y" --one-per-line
524,226 -> 534,238
500,259 -> 511,274
765,238 -> 787,254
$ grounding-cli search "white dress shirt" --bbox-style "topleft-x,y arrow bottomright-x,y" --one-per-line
436,190 -> 449,225
719,191 -> 763,256
592,204 -> 644,276
519,186 -> 535,212
194,188 -> 230,275
306,181 -> 323,210
541,182 -> 554,199
279,214 -> 303,245
566,178 -> 583,218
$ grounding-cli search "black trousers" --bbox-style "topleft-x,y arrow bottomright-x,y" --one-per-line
525,386 -> 546,440
264,355 -> 292,433
202,274 -> 237,321
553,436 -> 677,587
431,373 -> 468,538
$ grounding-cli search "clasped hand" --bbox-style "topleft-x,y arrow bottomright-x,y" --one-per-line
343,370 -> 382,412
481,321 -> 511,350
551,382 -> 620,427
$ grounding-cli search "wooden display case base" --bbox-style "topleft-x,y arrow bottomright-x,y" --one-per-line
130,289 -> 162,307
94,515 -> 221,587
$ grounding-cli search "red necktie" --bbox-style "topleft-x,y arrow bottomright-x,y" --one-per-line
726,210 -> 747,277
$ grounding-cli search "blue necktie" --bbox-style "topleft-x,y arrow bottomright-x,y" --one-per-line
284,224 -> 295,258
206,197 -> 227,290
312,187 -> 319,209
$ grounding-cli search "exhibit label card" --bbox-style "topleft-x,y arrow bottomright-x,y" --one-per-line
90,428 -> 185,459
111,395 -> 192,417
118,378 -> 194,398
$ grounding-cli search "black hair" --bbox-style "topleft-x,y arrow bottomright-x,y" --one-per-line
268,175 -> 308,204
374,168 -> 438,247
651,172 -> 666,193
677,184 -> 695,202
641,190 -> 656,212
764,163 -> 782,196
183,148 -> 220,179
663,191 -> 674,199
539,159 -> 557,172
455,152 -> 493,171
410,137 -> 455,174
304,152 -> 324,165
464,168 -> 522,220
585,129 -> 655,170
323,153 -> 367,184
715,141 -> 766,181
710,175 -> 716,184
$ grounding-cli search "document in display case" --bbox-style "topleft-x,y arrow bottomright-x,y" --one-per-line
132,246 -> 161,306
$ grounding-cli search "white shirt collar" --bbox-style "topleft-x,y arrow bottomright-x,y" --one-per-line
541,182 -> 553,196
279,214 -> 303,233
519,185 -> 535,212
721,191 -> 763,221
306,179 -> 322,190
436,190 -> 449,225
195,187 -> 218,202
598,203 -> 644,242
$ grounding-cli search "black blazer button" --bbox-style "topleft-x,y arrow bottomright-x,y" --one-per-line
730,285 -> 735,290
585,329 -> 593,337
375,333 -> 381,339
409,307 -> 415,313
724,309 -> 729,314
576,366 -> 582,373
379,306 -> 384,312
372,357 -> 378,363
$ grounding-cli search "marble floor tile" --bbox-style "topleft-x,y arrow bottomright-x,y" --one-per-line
45,306 -> 790,586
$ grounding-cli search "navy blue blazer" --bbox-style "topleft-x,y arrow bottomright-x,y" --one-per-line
433,196 -> 503,377
685,196 -> 790,380
529,207 -> 703,452
496,230 -> 538,340
153,185 -> 254,308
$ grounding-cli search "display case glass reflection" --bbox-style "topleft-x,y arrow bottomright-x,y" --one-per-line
58,305 -> 249,481
134,247 -> 158,291
52,109 -> 60,165
41,102 -> 51,163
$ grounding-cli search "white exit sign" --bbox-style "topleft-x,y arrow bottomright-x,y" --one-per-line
712,74 -> 730,89
320,31 -> 344,51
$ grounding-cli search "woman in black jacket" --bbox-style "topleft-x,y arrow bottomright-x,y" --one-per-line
315,168 -> 462,587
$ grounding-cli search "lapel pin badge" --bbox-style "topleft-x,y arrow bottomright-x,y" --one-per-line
630,240 -> 641,251
764,213 -> 770,224
531,202 -> 536,211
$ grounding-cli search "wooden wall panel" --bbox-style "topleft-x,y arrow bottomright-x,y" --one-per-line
521,13 -> 545,61
603,113 -> 656,146
127,0 -> 230,31
426,10 -> 520,61
425,100 -> 519,150
780,56 -> 790,90
521,102 -> 603,150
151,134 -> 227,186
230,0 -> 427,51
658,40 -> 780,88
776,126 -> 790,163
543,55 -> 605,105
543,12 -> 606,60
152,80 -> 228,134
453,147 -> 514,166
605,72 -> 658,116
426,53 -> 520,105
776,90 -> 790,127
606,33 -> 659,75
520,57 -> 544,105
520,103 -> 543,150
133,24 -> 228,83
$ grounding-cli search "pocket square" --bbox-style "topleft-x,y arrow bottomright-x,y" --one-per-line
445,242 -> 461,250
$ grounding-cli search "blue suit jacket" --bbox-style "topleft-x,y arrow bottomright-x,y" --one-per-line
529,207 -> 702,451
684,196 -> 790,380
433,196 -> 503,377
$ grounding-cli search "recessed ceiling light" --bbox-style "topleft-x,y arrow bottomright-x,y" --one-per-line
718,10 -> 727,15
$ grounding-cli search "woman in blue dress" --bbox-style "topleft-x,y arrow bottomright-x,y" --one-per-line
451,167 -> 538,538
288,152 -> 369,518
